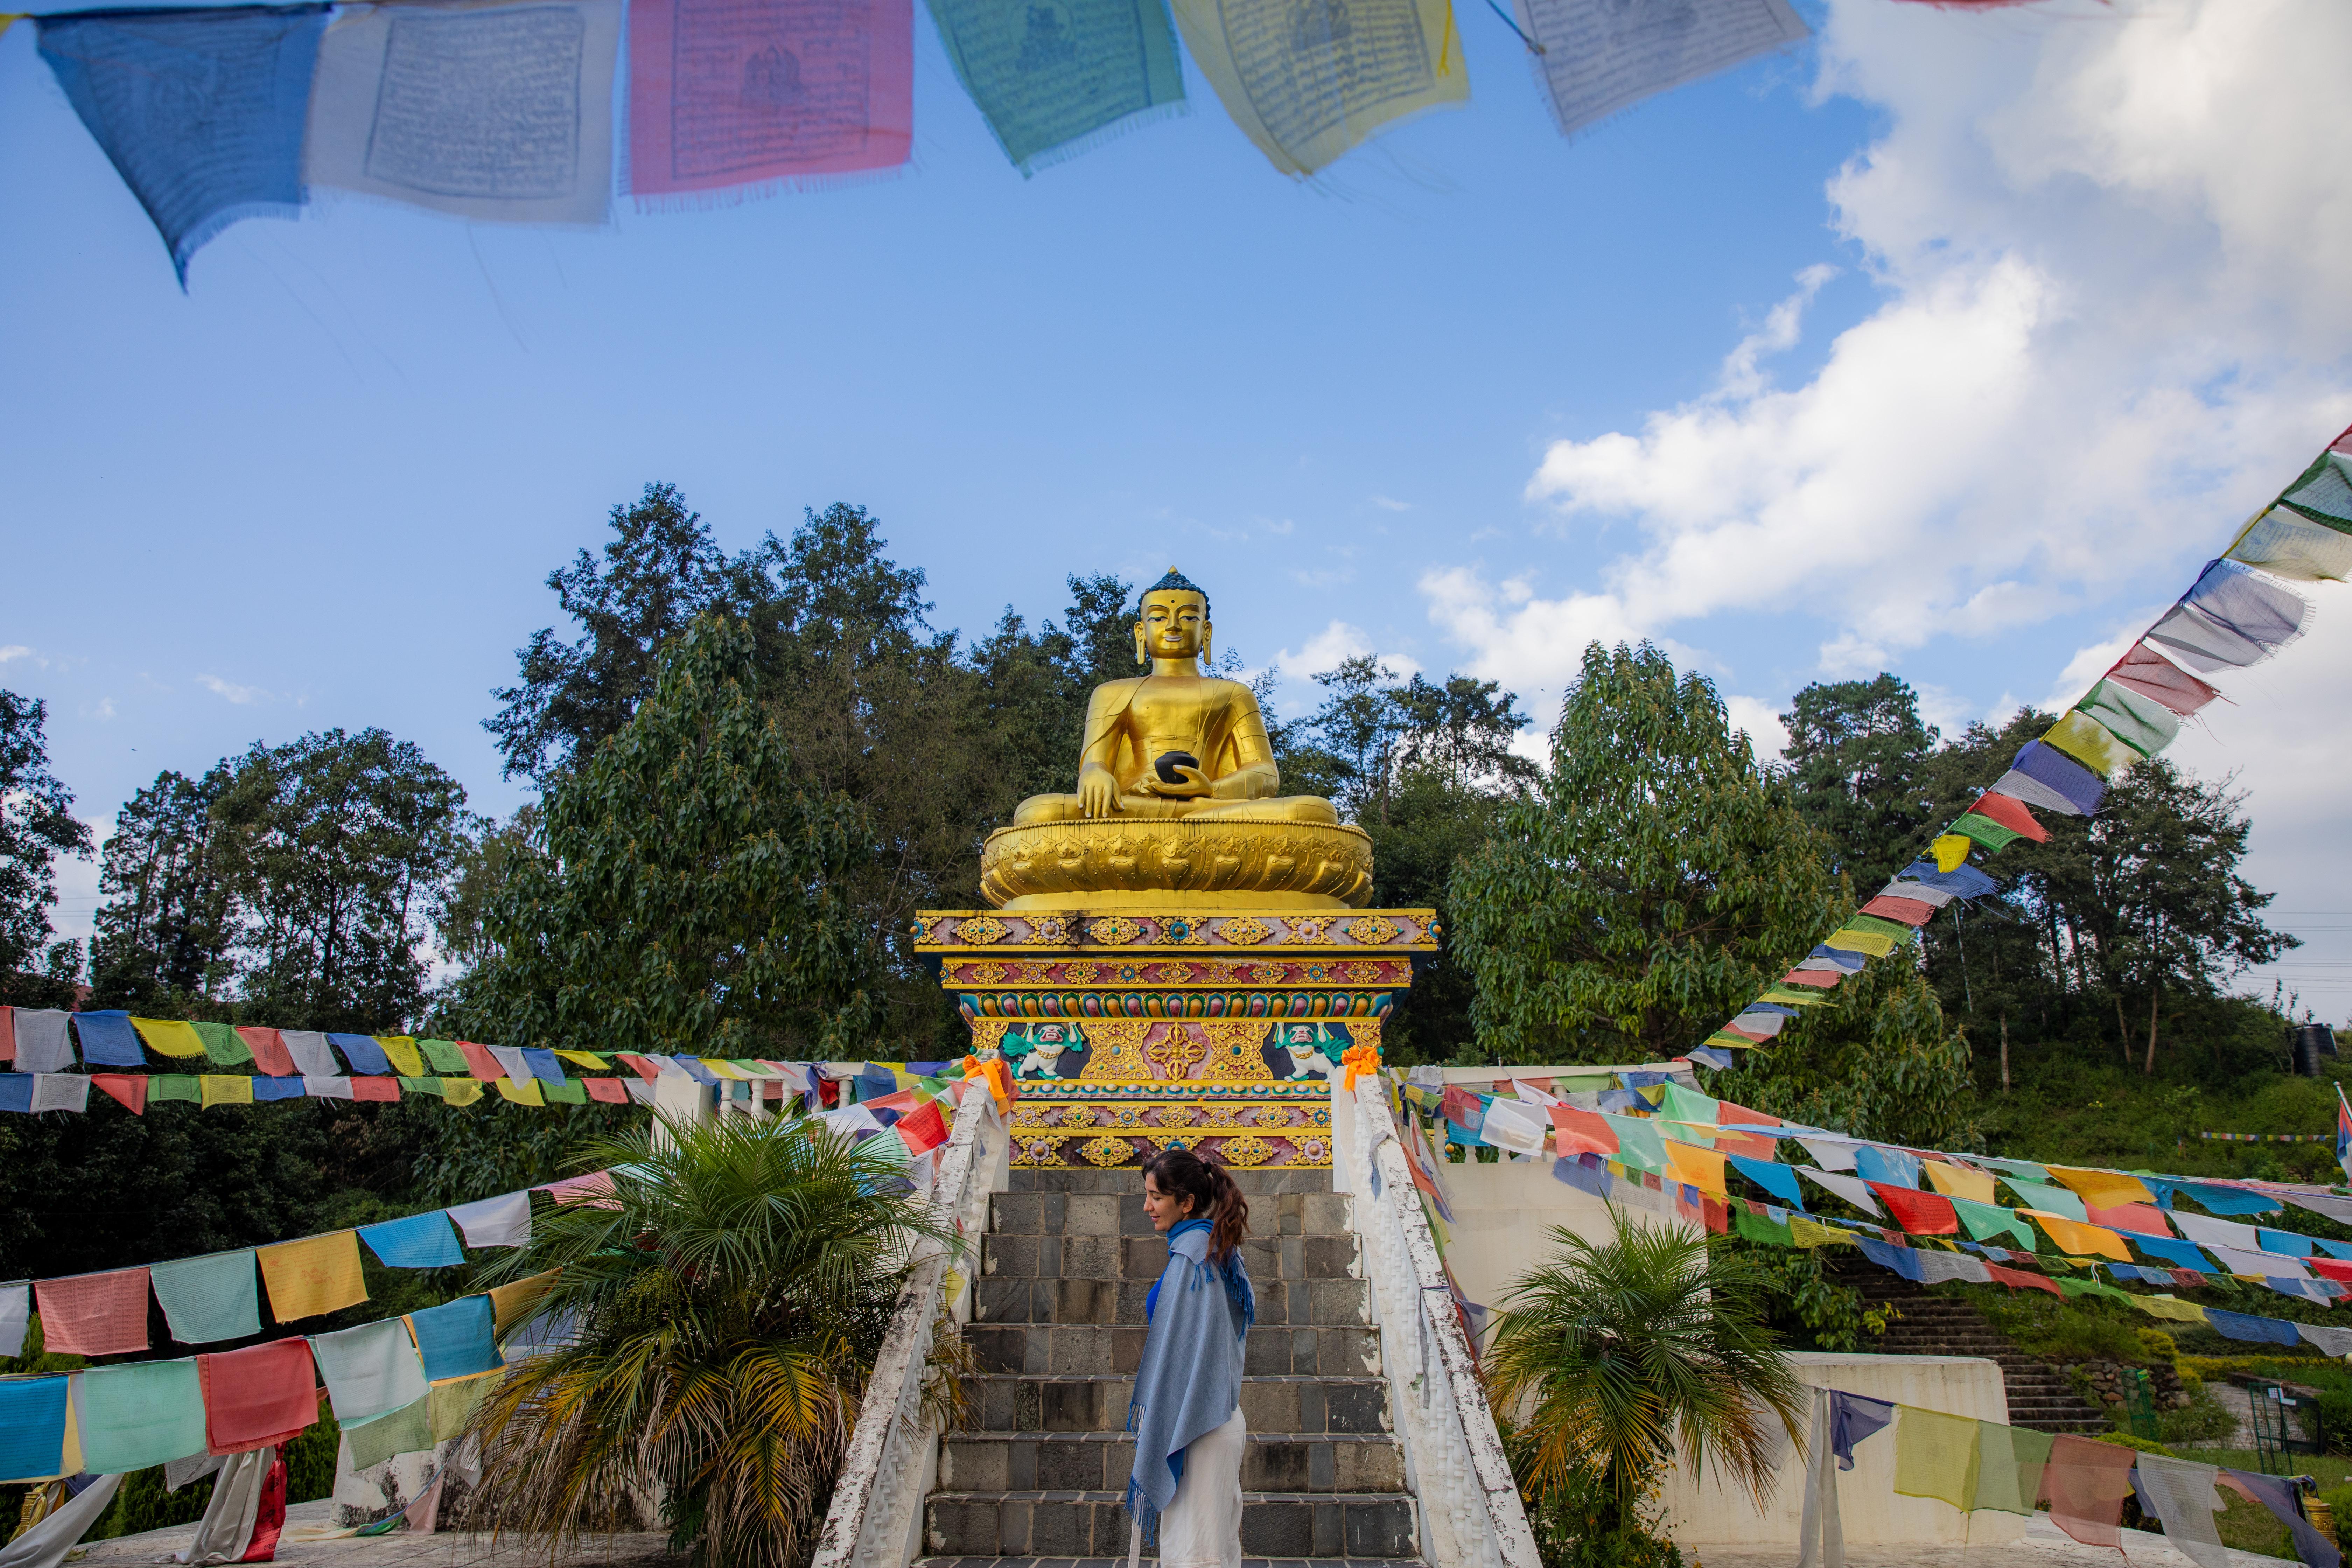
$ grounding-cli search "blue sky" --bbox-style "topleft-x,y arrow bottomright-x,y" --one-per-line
4,0 -> 2348,1022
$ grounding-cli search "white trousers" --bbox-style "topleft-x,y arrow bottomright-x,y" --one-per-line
1154,1407 -> 1246,1568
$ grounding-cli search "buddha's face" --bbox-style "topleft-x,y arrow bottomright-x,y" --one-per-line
1138,590 -> 1209,663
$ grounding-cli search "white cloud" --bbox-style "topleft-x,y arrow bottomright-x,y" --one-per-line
197,674 -> 271,705
1724,696 -> 1790,763
0,646 -> 30,665
1273,620 -> 1422,681
1370,496 -> 1413,512
87,698 -> 116,721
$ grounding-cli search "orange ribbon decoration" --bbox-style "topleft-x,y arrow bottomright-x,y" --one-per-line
1339,1043 -> 1380,1091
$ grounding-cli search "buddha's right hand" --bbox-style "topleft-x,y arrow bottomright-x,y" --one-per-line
1077,763 -> 1121,818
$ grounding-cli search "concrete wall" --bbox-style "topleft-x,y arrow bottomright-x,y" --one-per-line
1659,1352 -> 2023,1548
1432,1156 -> 1698,1320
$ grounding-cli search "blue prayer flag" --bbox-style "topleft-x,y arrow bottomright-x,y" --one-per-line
1686,1045 -> 1735,1071
0,1076 -> 33,1114
671,1056 -> 720,1086
2206,1309 -> 2302,1346
1552,1154 -> 1611,1199
328,1033 -> 393,1075
253,1075 -> 306,1101
38,6 -> 328,284
2124,1233 -> 2213,1272
359,1211 -> 466,1269
519,1048 -> 569,1086
1727,1153 -> 1805,1209
1855,1145 -> 1921,1190
408,1294 -> 502,1380
72,1010 -> 146,1067
1857,1236 -> 1925,1283
2258,1229 -> 2316,1258
0,1377 -> 69,1483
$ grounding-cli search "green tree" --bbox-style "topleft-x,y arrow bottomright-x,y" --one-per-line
1779,674 -> 1936,898
452,614 -> 881,1059
1487,1218 -> 1804,1561
210,729 -> 475,1031
467,1114 -> 961,1568
0,690 -> 92,993
1454,642 -> 1837,1064
87,764 -> 237,1009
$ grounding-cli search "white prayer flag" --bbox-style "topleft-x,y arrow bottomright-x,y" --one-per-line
1799,1167 -> 1881,1217
306,0 -> 621,225
12,1010 -> 75,1073
0,1280 -> 27,1358
1514,0 -> 1807,139
446,1191 -> 532,1248
302,1075 -> 354,1100
280,1030 -> 340,1077
30,1075 -> 90,1113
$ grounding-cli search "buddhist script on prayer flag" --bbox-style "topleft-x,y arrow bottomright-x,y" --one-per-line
629,0 -> 912,200
927,0 -> 1184,173
307,0 -> 622,225
1513,0 -> 1807,139
1170,0 -> 1466,175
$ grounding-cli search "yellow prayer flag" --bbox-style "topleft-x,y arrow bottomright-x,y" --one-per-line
256,1231 -> 367,1320
1893,1406 -> 1981,1510
1167,0 -> 1467,177
2044,1165 -> 2155,1209
1824,928 -> 1899,958
2043,710 -> 2140,779
1932,834 -> 1972,873
440,1077 -> 483,1106
375,1036 -> 425,1077
1758,989 -> 1827,1007
702,1060 -> 754,1081
553,1051 -> 608,1070
496,1077 -> 546,1106
2130,1295 -> 2208,1324
488,1267 -> 563,1334
200,1074 -> 254,1108
2024,1212 -> 2131,1262
130,1017 -> 208,1058
1789,1216 -> 1854,1249
1663,1139 -> 1728,1199
1921,1160 -> 1997,1206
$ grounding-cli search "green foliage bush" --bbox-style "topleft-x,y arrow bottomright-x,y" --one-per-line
1972,1288 -> 2146,1365
1507,1440 -> 1685,1568
2159,1381 -> 2239,1446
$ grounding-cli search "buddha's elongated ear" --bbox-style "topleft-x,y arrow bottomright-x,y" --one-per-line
1202,621 -> 1213,666
1134,622 -> 1147,666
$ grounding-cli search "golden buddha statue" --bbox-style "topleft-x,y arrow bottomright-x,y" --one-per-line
983,570 -> 1373,910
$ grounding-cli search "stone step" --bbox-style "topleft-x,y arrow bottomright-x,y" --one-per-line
926,1491 -> 1418,1559
989,1191 -> 1353,1240
939,1432 -> 1407,1493
970,1374 -> 1391,1435
974,1274 -> 1370,1328
967,1323 -> 1382,1378
983,1232 -> 1359,1284
1008,1169 -> 1338,1197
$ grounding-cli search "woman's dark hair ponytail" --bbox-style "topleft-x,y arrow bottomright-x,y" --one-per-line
1143,1147 -> 1250,1263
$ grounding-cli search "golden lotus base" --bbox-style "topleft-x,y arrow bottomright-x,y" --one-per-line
1008,1079 -> 1335,1169
981,818 -> 1375,911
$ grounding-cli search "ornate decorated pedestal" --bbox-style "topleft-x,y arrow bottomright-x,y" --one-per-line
912,908 -> 1435,1170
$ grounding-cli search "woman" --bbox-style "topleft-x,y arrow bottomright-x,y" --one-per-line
1126,1148 -> 1255,1568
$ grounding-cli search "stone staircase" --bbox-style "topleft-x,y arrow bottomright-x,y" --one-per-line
1851,1274 -> 2108,1434
920,1167 -> 1424,1568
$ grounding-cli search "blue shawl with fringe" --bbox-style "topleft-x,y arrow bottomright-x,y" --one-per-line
1126,1217 -> 1253,1542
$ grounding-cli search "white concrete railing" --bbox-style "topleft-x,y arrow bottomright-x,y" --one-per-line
1346,1083 -> 1543,1568
809,1083 -> 1008,1568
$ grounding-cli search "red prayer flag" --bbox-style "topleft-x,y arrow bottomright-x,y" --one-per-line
35,1267 -> 152,1355
2038,1434 -> 2138,1548
1721,1024 -> 1773,1044
1549,1104 -> 1619,1159
1715,1129 -> 1780,1160
583,1077 -> 629,1105
91,1074 -> 148,1114
1780,968 -> 1841,987
2310,1258 -> 2352,1284
349,1077 -> 400,1102
1986,1262 -> 2063,1296
1967,791 -> 2050,843
2107,642 -> 2219,716
1860,895 -> 1937,926
0,1004 -> 14,1062
454,1040 -> 504,1082
2087,1202 -> 2170,1236
614,1052 -> 664,1082
236,1027 -> 298,1076
1701,1196 -> 1730,1235
1869,1182 -> 1959,1236
243,1454 -> 287,1560
1718,1100 -> 1782,1127
198,1338 -> 319,1454
897,1098 -> 950,1155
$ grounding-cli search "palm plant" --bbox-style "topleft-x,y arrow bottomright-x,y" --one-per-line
464,1110 -> 962,1568
1485,1212 -> 1806,1546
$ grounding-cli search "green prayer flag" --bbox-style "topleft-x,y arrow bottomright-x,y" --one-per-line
152,1074 -> 201,1102
2000,1176 -> 2086,1221
398,1076 -> 443,1096
1951,1195 -> 2036,1251
1969,1422 -> 2053,1514
542,1080 -> 587,1105
1602,1113 -> 1668,1174
190,1021 -> 253,1066
417,1038 -> 470,1074
1846,914 -> 1916,940
344,1395 -> 433,1469
1734,1209 -> 1794,1247
2076,679 -> 2180,758
924,0 -> 1185,173
1952,812 -> 2024,852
